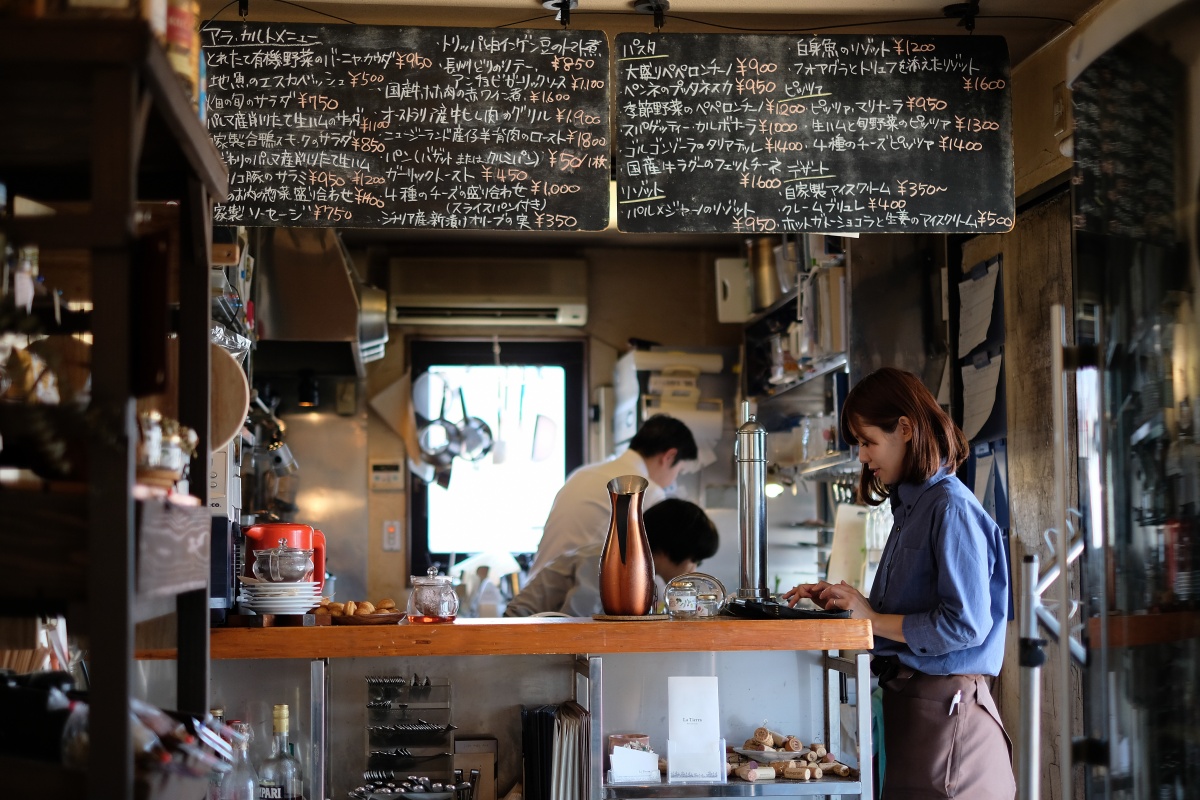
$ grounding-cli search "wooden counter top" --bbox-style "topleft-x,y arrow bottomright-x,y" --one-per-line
137,617 -> 873,660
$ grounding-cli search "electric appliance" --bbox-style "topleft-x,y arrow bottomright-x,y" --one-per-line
388,258 -> 588,326
242,523 -> 327,597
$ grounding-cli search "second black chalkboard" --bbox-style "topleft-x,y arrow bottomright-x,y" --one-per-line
615,33 -> 1014,234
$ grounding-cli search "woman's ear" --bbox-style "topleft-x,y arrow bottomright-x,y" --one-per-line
897,416 -> 914,442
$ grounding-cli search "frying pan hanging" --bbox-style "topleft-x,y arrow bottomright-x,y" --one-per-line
456,388 -> 494,462
417,384 -> 462,464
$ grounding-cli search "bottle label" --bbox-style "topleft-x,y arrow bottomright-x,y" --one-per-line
257,787 -> 301,800
668,593 -> 697,612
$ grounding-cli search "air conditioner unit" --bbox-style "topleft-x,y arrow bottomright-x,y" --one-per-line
389,258 -> 588,326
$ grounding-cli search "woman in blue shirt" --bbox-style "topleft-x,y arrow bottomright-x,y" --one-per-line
784,367 -> 1014,800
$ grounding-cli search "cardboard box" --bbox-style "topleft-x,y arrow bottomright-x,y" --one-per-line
454,736 -> 498,800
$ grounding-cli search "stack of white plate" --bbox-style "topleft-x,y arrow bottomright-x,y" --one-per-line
238,581 -> 322,615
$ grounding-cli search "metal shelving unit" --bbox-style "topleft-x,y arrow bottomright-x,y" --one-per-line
582,653 -> 873,800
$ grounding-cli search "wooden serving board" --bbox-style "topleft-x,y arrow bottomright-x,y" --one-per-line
226,613 -> 331,628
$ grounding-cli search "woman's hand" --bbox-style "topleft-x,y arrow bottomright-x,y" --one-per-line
782,581 -> 835,608
816,580 -> 874,619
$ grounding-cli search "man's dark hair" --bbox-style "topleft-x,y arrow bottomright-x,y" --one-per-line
629,414 -> 698,464
644,499 -> 719,565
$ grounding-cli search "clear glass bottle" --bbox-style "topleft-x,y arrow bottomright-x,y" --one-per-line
696,593 -> 721,618
207,709 -> 226,800
258,704 -> 305,800
219,721 -> 259,800
665,580 -> 698,619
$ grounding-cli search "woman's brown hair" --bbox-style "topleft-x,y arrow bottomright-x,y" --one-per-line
839,367 -> 968,504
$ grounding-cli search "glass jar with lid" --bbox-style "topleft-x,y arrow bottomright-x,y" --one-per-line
407,567 -> 459,623
665,580 -> 698,619
696,593 -> 721,618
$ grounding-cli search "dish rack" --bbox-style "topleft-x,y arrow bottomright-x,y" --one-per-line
355,675 -> 456,798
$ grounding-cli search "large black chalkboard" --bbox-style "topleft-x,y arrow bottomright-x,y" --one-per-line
202,23 -> 610,230
615,33 -> 1013,234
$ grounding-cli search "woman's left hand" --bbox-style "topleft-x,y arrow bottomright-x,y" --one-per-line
817,580 -> 874,619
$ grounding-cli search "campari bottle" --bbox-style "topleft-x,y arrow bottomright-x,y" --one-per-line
258,704 -> 304,800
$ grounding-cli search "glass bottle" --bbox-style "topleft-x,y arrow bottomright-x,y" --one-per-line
258,704 -> 304,800
665,580 -> 698,619
219,721 -> 259,800
696,593 -> 720,618
207,709 -> 226,800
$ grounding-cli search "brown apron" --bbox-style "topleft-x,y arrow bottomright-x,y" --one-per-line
879,664 -> 1015,800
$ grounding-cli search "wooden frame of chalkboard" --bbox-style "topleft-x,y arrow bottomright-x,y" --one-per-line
614,33 -> 1014,234
201,23 -> 611,230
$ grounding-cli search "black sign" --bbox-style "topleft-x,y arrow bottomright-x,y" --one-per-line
202,23 -> 611,230
615,33 -> 1014,234
1072,40 -> 1181,246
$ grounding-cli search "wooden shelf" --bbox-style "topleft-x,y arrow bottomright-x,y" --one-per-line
137,618 -> 874,660
604,778 -> 863,797
1086,610 -> 1200,648
0,485 -> 208,617
0,19 -> 228,205
0,754 -> 79,798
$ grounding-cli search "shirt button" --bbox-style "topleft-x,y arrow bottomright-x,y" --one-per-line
920,647 -> 927,653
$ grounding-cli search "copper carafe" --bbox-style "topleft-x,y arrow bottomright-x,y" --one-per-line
598,474 -> 655,616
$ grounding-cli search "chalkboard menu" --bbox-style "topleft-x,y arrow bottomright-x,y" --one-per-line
202,23 -> 611,230
1072,40 -> 1181,246
615,33 -> 1013,234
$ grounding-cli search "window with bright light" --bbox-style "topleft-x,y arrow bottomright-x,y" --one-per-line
408,340 -> 585,574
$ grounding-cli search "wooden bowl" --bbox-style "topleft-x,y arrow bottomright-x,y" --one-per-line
331,612 -> 407,625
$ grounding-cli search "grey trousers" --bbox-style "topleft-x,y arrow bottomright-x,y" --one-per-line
880,668 -> 1015,799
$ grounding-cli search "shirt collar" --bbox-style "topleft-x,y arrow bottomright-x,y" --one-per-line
889,466 -> 954,513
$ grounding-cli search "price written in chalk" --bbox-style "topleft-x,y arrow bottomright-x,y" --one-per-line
615,31 -> 1014,233
204,22 -> 612,230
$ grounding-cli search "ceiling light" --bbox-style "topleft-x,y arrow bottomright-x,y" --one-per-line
633,0 -> 668,28
543,0 -> 577,25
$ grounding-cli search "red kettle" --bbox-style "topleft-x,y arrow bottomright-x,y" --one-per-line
242,522 -> 326,595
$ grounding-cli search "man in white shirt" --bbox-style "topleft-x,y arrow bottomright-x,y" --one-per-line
528,414 -> 698,577
506,499 -> 718,617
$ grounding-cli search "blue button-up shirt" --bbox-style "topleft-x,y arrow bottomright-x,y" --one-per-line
867,468 -> 1009,676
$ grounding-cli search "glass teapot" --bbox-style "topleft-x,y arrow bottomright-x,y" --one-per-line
407,567 -> 459,623
252,538 -> 315,583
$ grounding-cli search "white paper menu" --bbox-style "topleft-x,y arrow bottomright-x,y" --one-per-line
668,676 -> 720,745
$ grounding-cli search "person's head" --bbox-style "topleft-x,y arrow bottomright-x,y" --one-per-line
629,414 -> 698,489
643,498 -> 719,581
840,367 -> 968,505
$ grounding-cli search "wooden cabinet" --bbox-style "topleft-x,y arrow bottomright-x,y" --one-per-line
0,19 -> 227,799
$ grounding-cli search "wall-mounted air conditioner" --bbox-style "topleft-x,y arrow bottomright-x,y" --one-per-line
388,258 -> 588,326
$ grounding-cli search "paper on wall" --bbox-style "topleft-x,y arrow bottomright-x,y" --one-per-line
962,355 -> 1002,441
826,503 -> 869,591
958,261 -> 999,355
